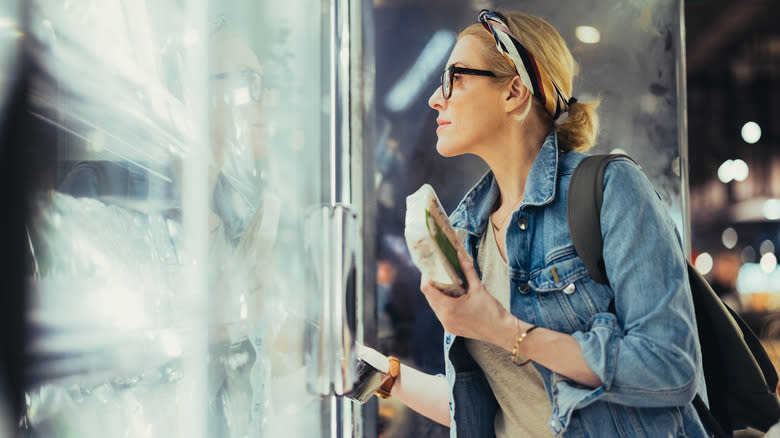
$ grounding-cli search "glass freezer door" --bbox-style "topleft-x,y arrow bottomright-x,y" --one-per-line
18,0 -> 364,437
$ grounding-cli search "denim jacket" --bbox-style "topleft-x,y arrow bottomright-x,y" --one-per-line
443,132 -> 710,437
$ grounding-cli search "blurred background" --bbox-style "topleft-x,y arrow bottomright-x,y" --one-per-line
686,0 -> 780,340
0,0 -> 778,437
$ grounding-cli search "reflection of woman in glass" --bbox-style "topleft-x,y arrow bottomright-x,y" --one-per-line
207,22 -> 278,438
361,10 -> 709,437
209,23 -> 268,249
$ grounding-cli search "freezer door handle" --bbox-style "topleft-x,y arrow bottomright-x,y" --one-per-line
303,204 -> 358,396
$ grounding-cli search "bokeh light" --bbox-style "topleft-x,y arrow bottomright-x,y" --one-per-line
576,26 -> 600,44
763,199 -> 780,220
741,121 -> 762,144
717,159 -> 749,183
695,252 -> 713,275
760,240 -> 776,256
721,227 -> 738,249
760,252 -> 777,274
741,246 -> 757,264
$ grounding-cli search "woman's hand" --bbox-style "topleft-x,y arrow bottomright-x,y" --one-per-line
355,343 -> 450,426
420,250 -> 515,349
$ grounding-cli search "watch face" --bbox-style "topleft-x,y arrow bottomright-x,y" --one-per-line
342,357 -> 389,404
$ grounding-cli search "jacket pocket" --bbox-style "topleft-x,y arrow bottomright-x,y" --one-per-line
527,247 -> 610,332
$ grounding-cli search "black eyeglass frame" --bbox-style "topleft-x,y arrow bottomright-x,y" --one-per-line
441,65 -> 497,100
210,68 -> 264,103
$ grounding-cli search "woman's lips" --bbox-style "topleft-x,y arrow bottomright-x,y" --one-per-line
436,119 -> 451,133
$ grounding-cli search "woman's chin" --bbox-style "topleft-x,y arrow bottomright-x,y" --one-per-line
436,142 -> 463,158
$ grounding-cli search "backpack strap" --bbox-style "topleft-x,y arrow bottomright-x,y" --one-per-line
565,153 -> 772,437
693,394 -> 730,438
567,154 -> 634,285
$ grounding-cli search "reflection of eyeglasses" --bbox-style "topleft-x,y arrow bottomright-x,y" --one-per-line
441,64 -> 496,100
211,69 -> 263,105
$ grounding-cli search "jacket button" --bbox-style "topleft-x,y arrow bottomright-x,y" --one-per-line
517,218 -> 528,230
518,283 -> 531,294
563,283 -> 576,294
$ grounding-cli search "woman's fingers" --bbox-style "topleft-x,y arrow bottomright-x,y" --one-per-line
457,250 -> 479,285
419,279 -> 445,310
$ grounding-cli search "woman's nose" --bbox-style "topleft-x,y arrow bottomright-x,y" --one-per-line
428,86 -> 445,110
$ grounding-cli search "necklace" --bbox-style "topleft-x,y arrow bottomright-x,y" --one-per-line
491,197 -> 524,232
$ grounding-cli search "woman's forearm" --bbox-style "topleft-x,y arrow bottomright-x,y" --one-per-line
356,344 -> 450,427
492,312 -> 603,388
391,363 -> 450,427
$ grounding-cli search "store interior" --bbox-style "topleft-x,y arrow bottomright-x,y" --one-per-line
0,0 -> 778,437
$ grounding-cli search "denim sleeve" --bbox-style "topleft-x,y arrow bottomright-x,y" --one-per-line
562,159 -> 700,411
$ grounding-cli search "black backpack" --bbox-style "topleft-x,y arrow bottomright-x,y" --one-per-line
567,154 -> 780,437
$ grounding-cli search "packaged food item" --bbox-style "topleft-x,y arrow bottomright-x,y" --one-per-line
341,357 -> 388,404
404,184 -> 471,297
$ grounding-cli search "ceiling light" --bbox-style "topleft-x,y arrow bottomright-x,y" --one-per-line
741,121 -> 761,144
575,26 -> 600,44
717,160 -> 734,183
763,199 -> 780,220
731,159 -> 749,181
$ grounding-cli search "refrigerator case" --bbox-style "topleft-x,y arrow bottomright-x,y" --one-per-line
19,0 -> 365,437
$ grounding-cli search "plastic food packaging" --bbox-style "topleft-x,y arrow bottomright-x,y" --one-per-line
404,184 -> 471,297
341,358 -> 389,404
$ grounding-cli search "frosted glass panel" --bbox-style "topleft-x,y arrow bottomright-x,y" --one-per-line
20,0 -> 339,437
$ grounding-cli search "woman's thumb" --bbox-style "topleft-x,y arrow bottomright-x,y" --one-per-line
457,250 -> 477,281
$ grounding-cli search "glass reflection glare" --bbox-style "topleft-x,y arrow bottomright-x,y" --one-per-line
385,29 -> 455,112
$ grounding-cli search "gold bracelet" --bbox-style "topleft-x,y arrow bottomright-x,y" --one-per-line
511,322 -> 538,366
375,356 -> 400,399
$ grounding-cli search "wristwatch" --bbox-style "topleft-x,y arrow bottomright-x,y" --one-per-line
375,356 -> 400,399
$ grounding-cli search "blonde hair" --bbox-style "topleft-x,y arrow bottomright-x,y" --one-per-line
459,11 -> 599,152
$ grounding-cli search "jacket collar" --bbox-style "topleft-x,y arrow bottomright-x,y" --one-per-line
450,131 -> 560,236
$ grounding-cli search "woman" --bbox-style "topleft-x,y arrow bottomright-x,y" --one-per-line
359,9 -> 710,437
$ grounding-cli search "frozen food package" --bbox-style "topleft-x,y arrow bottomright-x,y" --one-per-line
341,357 -> 389,404
404,184 -> 471,297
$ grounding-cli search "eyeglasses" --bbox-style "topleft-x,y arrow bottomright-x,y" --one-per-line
440,64 -> 496,100
211,68 -> 263,105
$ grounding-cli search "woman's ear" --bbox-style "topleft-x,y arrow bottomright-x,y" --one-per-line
505,76 -> 531,114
